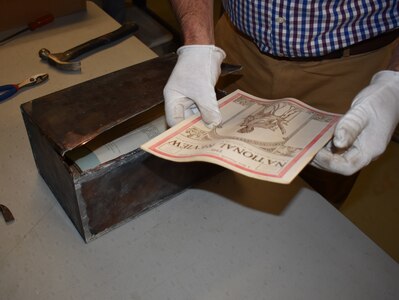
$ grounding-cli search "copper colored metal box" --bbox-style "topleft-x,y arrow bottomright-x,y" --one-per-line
21,54 -> 219,242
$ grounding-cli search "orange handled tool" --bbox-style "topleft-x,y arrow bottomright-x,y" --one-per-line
0,14 -> 54,44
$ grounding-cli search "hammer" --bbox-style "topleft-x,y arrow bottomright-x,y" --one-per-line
39,22 -> 139,71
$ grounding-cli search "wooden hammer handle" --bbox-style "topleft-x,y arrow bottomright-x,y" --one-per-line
62,22 -> 139,61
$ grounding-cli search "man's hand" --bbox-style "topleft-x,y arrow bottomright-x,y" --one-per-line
163,45 -> 226,127
311,71 -> 399,175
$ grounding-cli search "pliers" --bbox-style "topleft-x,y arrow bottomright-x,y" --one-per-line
0,73 -> 49,102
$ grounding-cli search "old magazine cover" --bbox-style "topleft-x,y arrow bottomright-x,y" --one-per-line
141,90 -> 341,184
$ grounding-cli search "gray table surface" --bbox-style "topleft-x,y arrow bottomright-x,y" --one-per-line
1,2 -> 398,300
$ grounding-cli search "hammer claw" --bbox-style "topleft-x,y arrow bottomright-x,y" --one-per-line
39,48 -> 81,71
51,60 -> 81,72
38,22 -> 139,71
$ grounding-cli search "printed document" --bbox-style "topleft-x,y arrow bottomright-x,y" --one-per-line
141,90 -> 341,183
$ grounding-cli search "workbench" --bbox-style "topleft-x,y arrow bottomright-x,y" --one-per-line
1,2 -> 398,299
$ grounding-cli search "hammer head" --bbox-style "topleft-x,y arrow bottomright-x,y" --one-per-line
39,48 -> 81,71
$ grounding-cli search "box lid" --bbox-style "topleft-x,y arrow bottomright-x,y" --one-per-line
21,54 -> 177,156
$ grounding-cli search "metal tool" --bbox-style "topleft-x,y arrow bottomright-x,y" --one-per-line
220,62 -> 242,76
216,63 -> 243,98
0,14 -> 54,44
0,73 -> 49,102
0,204 -> 14,223
38,22 -> 139,71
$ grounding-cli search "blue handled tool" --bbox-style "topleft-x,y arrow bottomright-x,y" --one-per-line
0,73 -> 48,102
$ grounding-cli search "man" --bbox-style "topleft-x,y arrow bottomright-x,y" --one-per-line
164,0 -> 399,203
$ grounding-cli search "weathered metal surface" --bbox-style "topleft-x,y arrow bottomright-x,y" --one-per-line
21,53 -> 177,156
21,112 -> 85,235
79,151 -> 219,240
20,54 -> 223,242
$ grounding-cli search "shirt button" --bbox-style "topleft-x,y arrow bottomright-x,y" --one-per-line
276,17 -> 285,24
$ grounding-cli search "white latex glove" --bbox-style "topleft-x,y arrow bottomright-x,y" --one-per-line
311,70 -> 399,175
163,45 -> 226,127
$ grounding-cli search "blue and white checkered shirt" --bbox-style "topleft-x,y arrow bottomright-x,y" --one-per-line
222,0 -> 399,57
